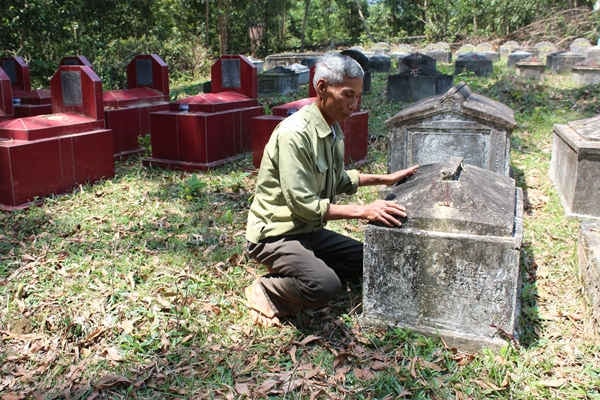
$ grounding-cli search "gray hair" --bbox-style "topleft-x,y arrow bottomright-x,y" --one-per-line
312,53 -> 364,89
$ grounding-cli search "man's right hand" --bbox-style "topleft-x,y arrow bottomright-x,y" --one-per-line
362,199 -> 407,227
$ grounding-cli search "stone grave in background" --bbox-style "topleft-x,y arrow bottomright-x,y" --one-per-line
372,42 -> 391,54
578,221 -> 600,328
454,52 -> 493,76
1,56 -> 52,117
507,50 -> 533,68
500,41 -> 520,59
585,46 -> 600,64
570,38 -> 593,55
362,157 -> 524,351
474,42 -> 499,62
251,51 -> 370,168
0,65 -> 114,209
248,56 -> 264,73
368,53 -> 391,73
103,54 -> 171,158
423,42 -> 452,63
571,63 -> 600,86
286,63 -> 310,85
516,58 -> 546,81
550,115 -> 600,219
145,55 -> 263,171
456,44 -> 476,56
264,52 -> 323,69
395,44 -> 416,54
387,53 -> 453,103
0,67 -> 14,121
534,41 -> 558,63
546,51 -> 586,74
387,83 -> 516,176
259,66 -> 300,95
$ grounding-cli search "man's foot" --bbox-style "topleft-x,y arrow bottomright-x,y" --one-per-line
244,280 -> 281,327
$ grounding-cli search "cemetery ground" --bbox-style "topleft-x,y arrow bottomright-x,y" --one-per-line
1,63 -> 600,399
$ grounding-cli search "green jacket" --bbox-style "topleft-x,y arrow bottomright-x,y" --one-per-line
246,102 -> 360,243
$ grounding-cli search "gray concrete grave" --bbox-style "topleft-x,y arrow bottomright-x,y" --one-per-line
516,59 -> 546,80
363,157 -> 524,352
454,52 -> 493,76
258,66 -> 299,95
500,41 -> 520,59
534,41 -> 558,63
570,38 -> 593,55
456,44 -> 476,56
572,64 -> 600,86
585,46 -> 600,64
546,51 -> 586,74
550,115 -> 600,219
578,221 -> 600,328
507,51 -> 533,68
264,52 -> 323,69
368,53 -> 392,72
387,53 -> 453,102
423,42 -> 452,63
387,83 -> 516,175
286,63 -> 310,85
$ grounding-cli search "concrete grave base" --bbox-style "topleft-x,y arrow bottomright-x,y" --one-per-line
578,221 -> 600,329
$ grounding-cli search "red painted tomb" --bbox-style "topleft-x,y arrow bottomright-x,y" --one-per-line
0,65 -> 114,209
145,55 -> 264,171
103,54 -> 170,158
0,56 -> 52,117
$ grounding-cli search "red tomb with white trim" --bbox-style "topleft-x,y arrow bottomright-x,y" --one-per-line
0,65 -> 114,209
145,55 -> 264,171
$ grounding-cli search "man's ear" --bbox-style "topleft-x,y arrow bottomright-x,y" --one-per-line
315,79 -> 328,97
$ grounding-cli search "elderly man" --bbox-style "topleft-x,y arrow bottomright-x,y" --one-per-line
245,53 -> 418,326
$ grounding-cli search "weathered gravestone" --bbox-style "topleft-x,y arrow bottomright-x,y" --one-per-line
454,52 -> 493,77
570,38 -> 593,55
572,64 -> 600,86
546,51 -> 586,74
534,41 -> 558,63
259,66 -> 300,95
456,44 -> 476,56
499,41 -> 520,59
585,46 -> 600,64
516,59 -> 546,81
387,83 -> 516,176
550,115 -> 600,219
578,221 -> 600,328
286,63 -> 310,85
363,157 -> 524,351
387,53 -> 453,102
507,50 -> 533,68
264,52 -> 323,69
423,42 -> 452,63
474,42 -> 499,62
368,53 -> 391,73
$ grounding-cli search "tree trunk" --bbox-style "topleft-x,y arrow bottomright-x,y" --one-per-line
354,0 -> 374,42
301,0 -> 311,49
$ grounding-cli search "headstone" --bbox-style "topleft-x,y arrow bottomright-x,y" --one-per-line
507,51 -> 533,68
386,83 -> 516,176
499,41 -> 520,59
286,63 -> 310,85
395,44 -> 415,54
570,38 -> 593,55
546,51 -> 586,73
585,46 -> 600,64
1,56 -> 52,117
454,52 -> 493,77
534,41 -> 558,63
550,115 -> 600,219
0,65 -> 114,209
363,158 -> 524,351
264,52 -> 323,69
423,42 -> 452,63
455,44 -> 476,56
248,57 -> 264,73
368,53 -> 391,73
571,64 -> 600,86
474,43 -> 499,61
516,59 -> 546,80
387,53 -> 453,102
372,42 -> 391,54
0,67 -> 14,120
258,66 -> 299,95
578,221 -> 600,328
59,55 -> 93,68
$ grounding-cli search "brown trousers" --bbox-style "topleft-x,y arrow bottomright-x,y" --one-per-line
246,229 -> 363,316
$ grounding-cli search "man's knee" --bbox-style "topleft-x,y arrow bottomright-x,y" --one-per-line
300,268 -> 342,306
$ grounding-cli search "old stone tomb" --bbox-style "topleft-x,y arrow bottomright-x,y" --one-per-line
363,157 -> 524,351
578,221 -> 600,328
454,52 -> 493,77
387,83 -> 516,175
550,115 -> 600,219
387,53 -> 453,102
258,65 -> 300,95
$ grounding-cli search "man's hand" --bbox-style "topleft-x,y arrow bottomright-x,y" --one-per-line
384,164 -> 419,186
361,199 -> 407,227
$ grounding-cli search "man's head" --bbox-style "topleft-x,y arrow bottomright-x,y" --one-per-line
313,53 -> 364,125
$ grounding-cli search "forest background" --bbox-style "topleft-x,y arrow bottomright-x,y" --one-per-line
1,0 -> 599,91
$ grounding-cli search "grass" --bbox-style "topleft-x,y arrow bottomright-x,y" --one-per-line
1,62 -> 600,399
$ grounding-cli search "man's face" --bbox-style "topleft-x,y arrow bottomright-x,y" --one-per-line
317,76 -> 363,124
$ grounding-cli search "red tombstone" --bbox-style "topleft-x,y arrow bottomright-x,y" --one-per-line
0,56 -> 52,117
145,55 -> 264,171
0,67 -> 14,121
103,54 -> 170,158
0,65 -> 114,209
250,58 -> 369,168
